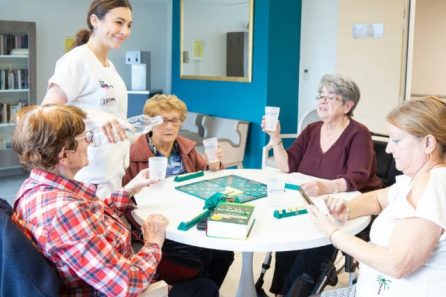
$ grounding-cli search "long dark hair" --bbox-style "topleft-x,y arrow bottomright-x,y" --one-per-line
72,0 -> 132,48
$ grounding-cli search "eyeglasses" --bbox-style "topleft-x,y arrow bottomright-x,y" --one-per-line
315,95 -> 343,102
75,130 -> 94,144
161,117 -> 182,125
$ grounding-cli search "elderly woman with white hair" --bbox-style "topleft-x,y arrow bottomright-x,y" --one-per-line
263,74 -> 381,296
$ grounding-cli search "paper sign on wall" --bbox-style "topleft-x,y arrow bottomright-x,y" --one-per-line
193,40 -> 204,59
352,23 -> 384,39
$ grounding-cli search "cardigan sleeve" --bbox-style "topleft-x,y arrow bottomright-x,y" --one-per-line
286,124 -> 314,172
337,129 -> 375,191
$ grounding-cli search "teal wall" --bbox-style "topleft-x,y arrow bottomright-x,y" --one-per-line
172,0 -> 301,168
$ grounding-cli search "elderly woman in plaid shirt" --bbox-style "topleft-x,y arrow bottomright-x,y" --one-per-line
11,104 -> 218,297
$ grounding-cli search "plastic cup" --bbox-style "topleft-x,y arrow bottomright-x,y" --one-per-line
265,106 -> 280,131
148,156 -> 168,181
267,177 -> 285,207
203,137 -> 219,163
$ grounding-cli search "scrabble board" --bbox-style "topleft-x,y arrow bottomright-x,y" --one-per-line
175,174 -> 267,202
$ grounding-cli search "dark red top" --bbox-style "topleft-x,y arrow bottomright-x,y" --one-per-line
287,119 -> 381,192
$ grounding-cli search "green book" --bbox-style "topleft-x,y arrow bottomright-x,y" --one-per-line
206,202 -> 255,239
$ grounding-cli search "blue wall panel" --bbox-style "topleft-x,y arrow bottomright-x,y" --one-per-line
172,0 -> 301,168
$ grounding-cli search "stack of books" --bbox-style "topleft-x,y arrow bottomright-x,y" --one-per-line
206,202 -> 255,239
0,101 -> 26,123
0,34 -> 28,55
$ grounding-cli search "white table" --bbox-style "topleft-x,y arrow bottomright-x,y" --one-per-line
133,169 -> 370,297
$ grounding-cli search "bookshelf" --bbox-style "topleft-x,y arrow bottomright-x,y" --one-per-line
0,20 -> 36,175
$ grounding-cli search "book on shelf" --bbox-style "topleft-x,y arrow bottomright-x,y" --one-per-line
0,34 -> 28,55
0,101 -> 26,123
206,202 -> 256,239
10,48 -> 29,56
0,69 -> 29,90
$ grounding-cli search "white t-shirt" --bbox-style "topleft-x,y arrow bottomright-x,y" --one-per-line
48,44 -> 129,196
356,167 -> 446,297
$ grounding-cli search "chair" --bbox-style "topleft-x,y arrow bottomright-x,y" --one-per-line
200,115 -> 249,168
261,109 -> 319,169
0,198 -> 61,297
371,132 -> 401,187
0,197 -> 167,297
180,111 -> 205,144
261,133 -> 298,169
298,109 -> 319,133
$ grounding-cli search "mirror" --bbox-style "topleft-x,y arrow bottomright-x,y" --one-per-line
180,0 -> 253,82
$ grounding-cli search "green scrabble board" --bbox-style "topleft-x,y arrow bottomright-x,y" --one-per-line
175,175 -> 267,202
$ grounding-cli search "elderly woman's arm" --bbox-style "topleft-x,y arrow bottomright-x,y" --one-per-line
329,217 -> 442,278
310,175 -> 445,279
261,117 -> 293,172
49,202 -> 165,296
272,141 -> 291,172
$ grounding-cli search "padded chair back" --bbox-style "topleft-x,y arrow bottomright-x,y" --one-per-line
0,198 -> 61,297
298,109 -> 319,133
371,133 -> 402,187
181,112 -> 204,136
202,115 -> 248,147
201,115 -> 249,168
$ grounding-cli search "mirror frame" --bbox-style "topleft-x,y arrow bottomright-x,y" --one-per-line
180,0 -> 254,82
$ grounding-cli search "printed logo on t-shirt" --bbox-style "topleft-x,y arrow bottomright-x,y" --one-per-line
101,97 -> 116,105
98,80 -> 116,106
99,80 -> 114,89
376,274 -> 392,295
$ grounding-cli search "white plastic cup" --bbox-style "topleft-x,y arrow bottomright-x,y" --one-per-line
267,177 -> 285,207
203,137 -> 219,163
265,106 -> 280,131
148,156 -> 168,181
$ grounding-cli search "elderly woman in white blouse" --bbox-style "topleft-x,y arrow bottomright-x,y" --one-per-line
305,96 -> 446,297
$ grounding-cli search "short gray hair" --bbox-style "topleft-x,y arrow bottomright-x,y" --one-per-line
318,74 -> 360,117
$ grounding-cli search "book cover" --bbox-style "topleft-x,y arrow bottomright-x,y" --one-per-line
206,202 -> 255,239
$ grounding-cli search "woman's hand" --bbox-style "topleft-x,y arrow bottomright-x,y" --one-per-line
87,110 -> 127,143
141,214 -> 169,247
307,205 -> 338,236
301,179 -> 345,197
301,180 -> 331,196
261,115 -> 282,145
208,145 -> 223,171
324,196 -> 350,222
123,168 -> 159,197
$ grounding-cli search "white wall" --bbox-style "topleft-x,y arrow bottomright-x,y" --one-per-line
298,0 -> 337,131
182,1 -> 248,76
0,0 -> 171,102
411,0 -> 446,97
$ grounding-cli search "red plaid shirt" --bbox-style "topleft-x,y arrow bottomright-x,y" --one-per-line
12,169 -> 161,296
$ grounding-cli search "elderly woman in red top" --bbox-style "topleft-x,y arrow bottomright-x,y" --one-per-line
123,93 -> 223,185
11,104 -> 218,297
263,74 -> 381,296
123,94 -> 233,289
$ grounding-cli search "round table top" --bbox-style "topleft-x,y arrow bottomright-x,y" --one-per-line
133,168 -> 370,252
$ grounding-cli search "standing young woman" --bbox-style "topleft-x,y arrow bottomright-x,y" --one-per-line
42,0 -> 132,197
